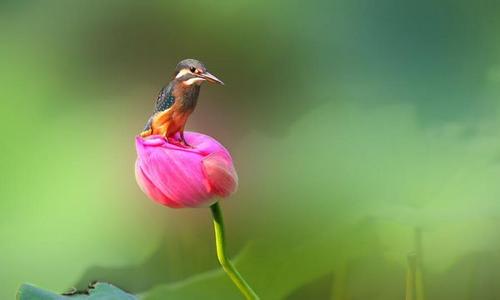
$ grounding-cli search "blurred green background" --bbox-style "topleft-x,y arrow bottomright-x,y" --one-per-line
2,0 -> 500,299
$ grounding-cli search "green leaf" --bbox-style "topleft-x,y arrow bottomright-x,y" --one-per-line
17,282 -> 138,300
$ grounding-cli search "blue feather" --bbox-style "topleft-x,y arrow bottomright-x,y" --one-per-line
143,84 -> 176,131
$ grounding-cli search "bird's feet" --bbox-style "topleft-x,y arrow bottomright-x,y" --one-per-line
178,132 -> 192,148
167,137 -> 192,148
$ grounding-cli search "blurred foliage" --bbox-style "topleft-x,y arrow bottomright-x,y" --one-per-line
2,0 -> 500,299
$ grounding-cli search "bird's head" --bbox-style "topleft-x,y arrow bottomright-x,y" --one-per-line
173,59 -> 224,86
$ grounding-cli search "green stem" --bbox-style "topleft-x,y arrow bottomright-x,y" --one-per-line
210,202 -> 259,300
406,253 -> 416,300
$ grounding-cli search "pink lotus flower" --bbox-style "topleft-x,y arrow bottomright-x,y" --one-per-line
135,132 -> 238,208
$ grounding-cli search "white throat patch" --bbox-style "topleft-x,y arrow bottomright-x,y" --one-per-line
183,77 -> 205,85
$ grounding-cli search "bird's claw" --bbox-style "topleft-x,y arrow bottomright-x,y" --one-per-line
180,140 -> 193,148
167,137 -> 192,148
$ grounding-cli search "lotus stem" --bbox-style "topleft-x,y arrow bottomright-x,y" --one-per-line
210,202 -> 259,300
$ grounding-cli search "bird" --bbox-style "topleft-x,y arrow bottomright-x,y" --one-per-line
140,58 -> 224,147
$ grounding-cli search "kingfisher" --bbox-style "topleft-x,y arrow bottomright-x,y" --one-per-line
140,59 -> 224,147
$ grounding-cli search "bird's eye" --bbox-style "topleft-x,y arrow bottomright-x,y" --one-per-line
190,67 -> 196,73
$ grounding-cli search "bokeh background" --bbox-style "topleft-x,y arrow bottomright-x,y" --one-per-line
2,0 -> 500,299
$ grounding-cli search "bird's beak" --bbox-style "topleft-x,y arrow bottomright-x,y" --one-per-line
199,71 -> 224,85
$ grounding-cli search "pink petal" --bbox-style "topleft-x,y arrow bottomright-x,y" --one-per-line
135,161 -> 182,208
202,152 -> 238,197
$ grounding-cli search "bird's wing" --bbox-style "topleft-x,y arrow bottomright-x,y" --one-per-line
154,83 -> 176,113
143,83 -> 176,131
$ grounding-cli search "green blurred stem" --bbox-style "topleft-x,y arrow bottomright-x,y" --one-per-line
210,202 -> 259,300
406,253 -> 417,300
406,252 -> 425,300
